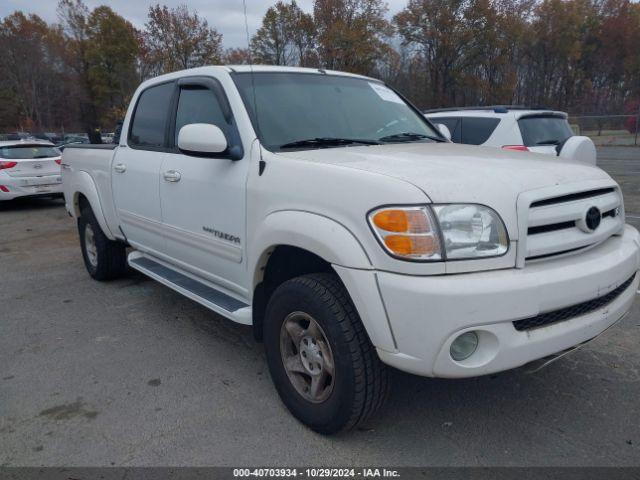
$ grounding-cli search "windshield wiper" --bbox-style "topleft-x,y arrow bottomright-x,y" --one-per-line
379,132 -> 445,143
279,137 -> 381,149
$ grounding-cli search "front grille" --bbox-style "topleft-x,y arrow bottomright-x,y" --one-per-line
524,187 -> 623,261
529,188 -> 616,207
526,208 -> 619,237
513,274 -> 635,331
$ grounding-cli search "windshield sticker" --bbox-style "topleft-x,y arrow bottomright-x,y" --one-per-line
369,82 -> 404,104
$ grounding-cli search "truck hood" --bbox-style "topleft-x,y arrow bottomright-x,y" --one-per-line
277,142 -> 611,204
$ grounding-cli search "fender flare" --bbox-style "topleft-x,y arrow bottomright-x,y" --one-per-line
70,171 -> 116,240
250,210 -> 397,351
250,210 -> 372,287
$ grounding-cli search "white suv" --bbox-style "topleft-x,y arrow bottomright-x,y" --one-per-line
0,139 -> 63,200
425,106 -> 596,163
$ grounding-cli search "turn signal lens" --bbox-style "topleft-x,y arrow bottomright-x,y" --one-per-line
373,210 -> 408,232
384,235 -> 437,256
373,209 -> 430,233
369,206 -> 441,260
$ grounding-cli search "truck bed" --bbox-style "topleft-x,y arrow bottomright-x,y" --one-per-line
61,143 -> 121,240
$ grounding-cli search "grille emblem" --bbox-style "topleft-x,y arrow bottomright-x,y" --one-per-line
584,206 -> 601,232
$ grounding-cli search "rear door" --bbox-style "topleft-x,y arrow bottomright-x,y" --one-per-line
0,144 -> 61,178
517,114 -> 573,155
159,75 -> 249,291
112,80 -> 175,254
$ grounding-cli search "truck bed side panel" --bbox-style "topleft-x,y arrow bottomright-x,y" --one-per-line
62,145 -> 121,240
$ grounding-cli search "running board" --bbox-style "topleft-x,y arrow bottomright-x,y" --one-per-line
128,252 -> 252,325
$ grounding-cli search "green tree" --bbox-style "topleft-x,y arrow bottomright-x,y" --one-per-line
86,6 -> 139,127
58,0 -> 138,139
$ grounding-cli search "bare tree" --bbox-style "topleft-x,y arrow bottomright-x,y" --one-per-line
144,4 -> 223,74
251,1 -> 317,66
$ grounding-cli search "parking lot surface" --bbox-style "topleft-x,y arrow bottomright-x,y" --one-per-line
1,147 -> 639,467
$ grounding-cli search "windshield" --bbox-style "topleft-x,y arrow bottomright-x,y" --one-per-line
0,145 -> 60,159
518,115 -> 573,147
232,72 -> 441,151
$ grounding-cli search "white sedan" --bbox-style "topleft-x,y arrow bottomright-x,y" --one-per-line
0,139 -> 63,200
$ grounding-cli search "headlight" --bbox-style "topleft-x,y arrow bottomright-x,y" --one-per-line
432,204 -> 508,259
368,206 -> 442,260
368,204 -> 508,261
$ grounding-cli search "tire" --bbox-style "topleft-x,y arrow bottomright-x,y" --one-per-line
263,273 -> 390,434
78,205 -> 127,281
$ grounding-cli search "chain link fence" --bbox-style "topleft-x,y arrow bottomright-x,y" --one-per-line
568,114 -> 639,146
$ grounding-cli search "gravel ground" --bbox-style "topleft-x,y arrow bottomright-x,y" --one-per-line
1,149 -> 639,467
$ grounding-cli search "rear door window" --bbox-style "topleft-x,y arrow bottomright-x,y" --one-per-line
518,116 -> 573,147
430,117 -> 461,143
460,117 -> 500,145
129,82 -> 175,149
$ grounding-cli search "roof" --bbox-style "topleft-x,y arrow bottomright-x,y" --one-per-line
226,64 -> 378,81
139,64 -> 380,89
424,105 -> 567,118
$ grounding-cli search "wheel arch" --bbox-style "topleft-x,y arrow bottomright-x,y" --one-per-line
249,211 -> 391,347
250,210 -> 372,287
70,171 -> 116,240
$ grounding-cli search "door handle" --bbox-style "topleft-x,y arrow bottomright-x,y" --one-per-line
163,170 -> 181,182
114,163 -> 126,173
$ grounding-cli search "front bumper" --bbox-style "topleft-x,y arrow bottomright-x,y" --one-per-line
0,174 -> 63,200
373,224 -> 640,378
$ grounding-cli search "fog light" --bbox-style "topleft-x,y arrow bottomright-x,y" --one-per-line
450,331 -> 479,361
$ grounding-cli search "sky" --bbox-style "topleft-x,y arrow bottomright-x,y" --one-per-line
0,0 -> 409,48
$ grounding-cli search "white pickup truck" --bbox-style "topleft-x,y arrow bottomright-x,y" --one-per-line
62,65 -> 639,434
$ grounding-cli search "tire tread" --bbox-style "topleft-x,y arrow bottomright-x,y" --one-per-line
79,205 -> 127,281
285,273 -> 391,432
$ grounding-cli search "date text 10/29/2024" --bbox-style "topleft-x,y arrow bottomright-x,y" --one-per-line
233,468 -> 401,478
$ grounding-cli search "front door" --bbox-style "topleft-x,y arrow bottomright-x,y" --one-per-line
159,76 -> 250,294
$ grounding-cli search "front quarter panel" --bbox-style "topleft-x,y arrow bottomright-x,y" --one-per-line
247,149 -> 446,277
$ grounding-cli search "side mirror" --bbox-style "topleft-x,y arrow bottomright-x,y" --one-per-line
558,136 -> 596,165
435,123 -> 452,141
178,123 -> 228,155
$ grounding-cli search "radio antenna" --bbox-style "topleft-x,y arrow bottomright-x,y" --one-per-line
242,0 -> 261,139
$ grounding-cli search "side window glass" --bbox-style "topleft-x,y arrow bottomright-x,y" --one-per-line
432,117 -> 461,143
460,117 -> 500,145
175,87 -> 228,144
129,82 -> 174,148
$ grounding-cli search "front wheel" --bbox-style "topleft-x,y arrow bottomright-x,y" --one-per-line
263,273 -> 390,434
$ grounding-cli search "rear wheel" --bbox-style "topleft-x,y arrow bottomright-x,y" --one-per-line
78,205 -> 127,280
264,273 -> 390,434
